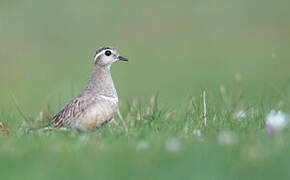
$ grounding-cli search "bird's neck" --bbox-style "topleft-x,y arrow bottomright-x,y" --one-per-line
85,65 -> 117,98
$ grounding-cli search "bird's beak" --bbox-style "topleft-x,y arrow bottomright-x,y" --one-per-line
118,56 -> 128,61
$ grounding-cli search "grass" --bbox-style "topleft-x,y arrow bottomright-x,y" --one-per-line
1,87 -> 290,180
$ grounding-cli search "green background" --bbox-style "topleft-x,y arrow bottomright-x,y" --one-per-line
1,0 -> 289,114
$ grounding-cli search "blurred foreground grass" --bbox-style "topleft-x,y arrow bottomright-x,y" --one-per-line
1,93 -> 290,180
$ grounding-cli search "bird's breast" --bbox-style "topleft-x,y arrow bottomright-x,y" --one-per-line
74,98 -> 118,131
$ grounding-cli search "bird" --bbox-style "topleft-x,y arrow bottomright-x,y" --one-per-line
51,46 -> 128,131
0,122 -> 10,135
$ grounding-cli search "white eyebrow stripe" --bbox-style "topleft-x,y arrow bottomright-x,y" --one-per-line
94,50 -> 106,61
94,49 -> 113,61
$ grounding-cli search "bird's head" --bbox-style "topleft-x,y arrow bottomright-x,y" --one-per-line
94,46 -> 128,67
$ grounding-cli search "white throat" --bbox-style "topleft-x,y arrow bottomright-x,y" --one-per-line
106,64 -> 112,71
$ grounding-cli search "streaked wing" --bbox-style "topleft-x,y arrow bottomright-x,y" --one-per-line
52,95 -> 92,127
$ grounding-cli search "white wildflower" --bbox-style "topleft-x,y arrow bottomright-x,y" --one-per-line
218,130 -> 235,145
137,141 -> 149,150
234,110 -> 246,119
166,138 -> 180,152
80,135 -> 89,144
193,128 -> 201,137
235,73 -> 241,82
266,110 -> 287,133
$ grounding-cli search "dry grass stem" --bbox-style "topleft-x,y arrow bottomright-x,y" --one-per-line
203,91 -> 207,127
220,85 -> 230,109
117,109 -> 128,134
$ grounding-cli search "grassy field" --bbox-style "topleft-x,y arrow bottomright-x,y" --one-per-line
0,0 -> 290,179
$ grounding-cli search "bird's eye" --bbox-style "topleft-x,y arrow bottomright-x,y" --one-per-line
105,50 -> 111,56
